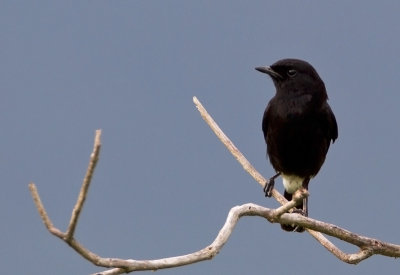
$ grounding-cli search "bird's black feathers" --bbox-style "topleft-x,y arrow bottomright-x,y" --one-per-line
256,58 -> 338,232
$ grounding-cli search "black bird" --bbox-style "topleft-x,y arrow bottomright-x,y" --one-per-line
255,59 -> 338,232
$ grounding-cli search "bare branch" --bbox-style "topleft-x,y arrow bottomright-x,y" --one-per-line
66,129 -> 102,240
29,99 -> 400,275
192,97 -> 288,205
192,96 -> 400,264
28,183 -> 64,238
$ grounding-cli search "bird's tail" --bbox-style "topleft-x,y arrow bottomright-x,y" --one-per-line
281,190 -> 305,232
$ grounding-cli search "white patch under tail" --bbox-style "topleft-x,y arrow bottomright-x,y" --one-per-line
281,174 -> 305,194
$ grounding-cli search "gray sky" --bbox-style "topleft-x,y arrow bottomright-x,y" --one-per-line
2,1 -> 400,274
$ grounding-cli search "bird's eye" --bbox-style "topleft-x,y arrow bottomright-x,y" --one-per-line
287,69 -> 297,77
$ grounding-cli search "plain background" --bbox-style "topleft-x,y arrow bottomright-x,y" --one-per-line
2,1 -> 400,274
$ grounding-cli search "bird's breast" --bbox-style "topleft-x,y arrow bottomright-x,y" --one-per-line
275,94 -> 313,119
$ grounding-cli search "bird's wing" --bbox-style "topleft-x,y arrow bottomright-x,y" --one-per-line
262,103 -> 270,142
323,103 -> 338,143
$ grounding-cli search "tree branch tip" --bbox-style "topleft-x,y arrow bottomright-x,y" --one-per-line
28,182 -> 36,190
94,130 -> 102,144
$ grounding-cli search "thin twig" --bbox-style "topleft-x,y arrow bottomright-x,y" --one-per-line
65,130 -> 102,240
28,183 -> 53,230
192,96 -> 288,205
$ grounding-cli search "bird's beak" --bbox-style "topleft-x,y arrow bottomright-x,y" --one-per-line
255,66 -> 283,80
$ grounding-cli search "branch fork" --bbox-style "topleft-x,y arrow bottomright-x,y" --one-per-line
29,98 -> 400,274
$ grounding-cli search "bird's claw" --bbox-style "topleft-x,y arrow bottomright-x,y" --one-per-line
263,172 -> 280,197
263,180 -> 275,197
291,208 -> 307,216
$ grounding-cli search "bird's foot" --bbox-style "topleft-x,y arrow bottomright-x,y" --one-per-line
263,172 -> 280,197
263,180 -> 274,197
290,199 -> 308,232
291,208 -> 307,216
289,209 -> 307,233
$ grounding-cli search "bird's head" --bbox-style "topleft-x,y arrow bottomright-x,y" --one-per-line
255,58 -> 326,96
